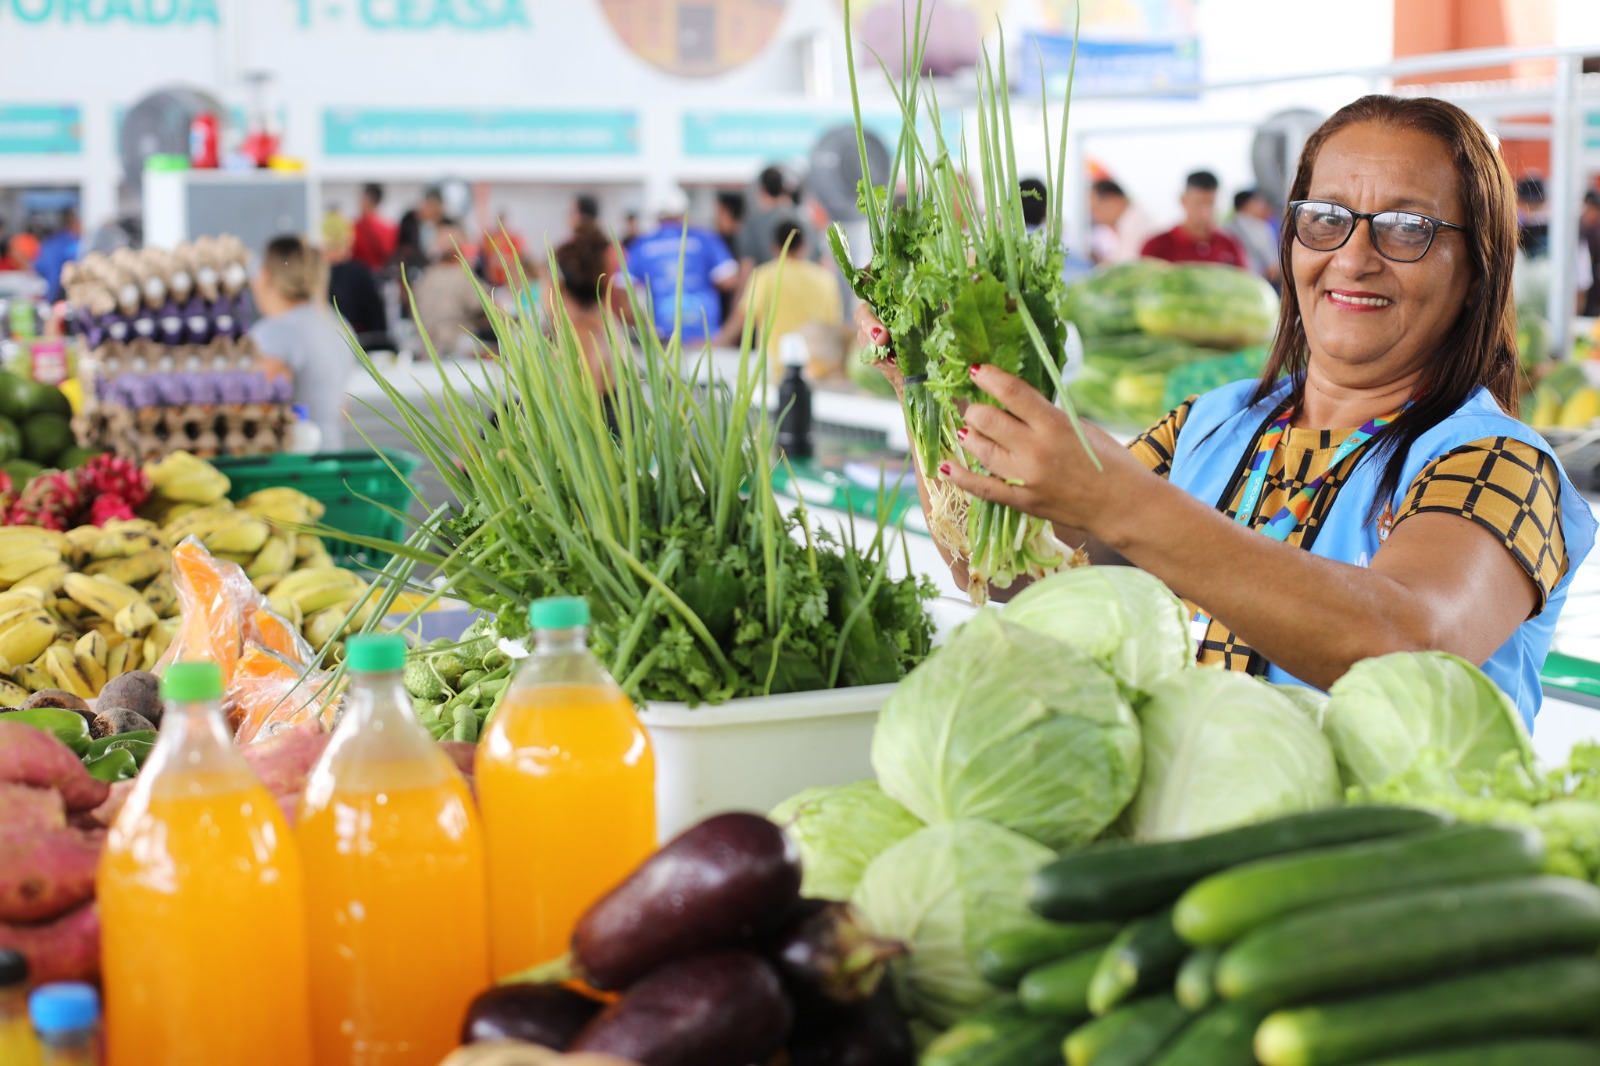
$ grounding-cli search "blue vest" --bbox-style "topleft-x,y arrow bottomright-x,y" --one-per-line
1168,378 -> 1597,727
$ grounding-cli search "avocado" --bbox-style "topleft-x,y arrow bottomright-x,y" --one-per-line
0,417 -> 19,465
0,459 -> 43,485
21,381 -> 71,419
21,414 -> 74,465
0,371 -> 27,422
57,446 -> 102,470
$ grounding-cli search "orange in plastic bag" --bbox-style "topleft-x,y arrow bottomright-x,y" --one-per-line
160,538 -> 249,683
230,643 -> 345,745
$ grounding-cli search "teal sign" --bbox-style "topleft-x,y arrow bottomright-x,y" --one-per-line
296,0 -> 529,31
324,109 -> 640,158
1588,113 -> 1600,152
683,111 -> 958,159
0,104 -> 81,154
0,0 -> 219,26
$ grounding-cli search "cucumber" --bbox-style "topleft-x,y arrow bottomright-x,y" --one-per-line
1351,1039 -> 1600,1066
1088,908 -> 1186,1016
1149,1002 -> 1264,1066
1065,996 -> 1190,1066
1176,947 -> 1222,1011
1217,876 -> 1600,1010
922,997 -> 1073,1066
1018,946 -> 1103,1018
1253,954 -> 1600,1066
980,921 -> 1122,988
1175,824 -> 1545,947
1031,807 -> 1450,922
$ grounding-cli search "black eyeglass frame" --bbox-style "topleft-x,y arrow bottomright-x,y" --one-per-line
1287,199 -> 1469,263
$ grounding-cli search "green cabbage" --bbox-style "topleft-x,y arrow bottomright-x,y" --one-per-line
770,780 -> 924,901
871,611 -> 1142,850
1322,651 -> 1534,789
1271,682 -> 1330,724
1129,668 -> 1341,841
851,820 -> 1056,1025
1003,567 -> 1192,692
1133,262 -> 1278,349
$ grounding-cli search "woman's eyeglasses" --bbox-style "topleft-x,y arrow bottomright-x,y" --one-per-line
1289,200 -> 1467,263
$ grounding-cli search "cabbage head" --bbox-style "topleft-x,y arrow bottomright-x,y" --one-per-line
1322,651 -> 1533,789
770,780 -> 923,901
1129,668 -> 1341,841
871,611 -> 1142,850
1271,681 -> 1330,724
1003,567 -> 1191,692
852,820 -> 1056,1025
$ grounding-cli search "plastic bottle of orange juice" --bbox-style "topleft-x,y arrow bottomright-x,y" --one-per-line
478,596 -> 657,978
98,661 -> 312,1065
297,633 -> 489,1065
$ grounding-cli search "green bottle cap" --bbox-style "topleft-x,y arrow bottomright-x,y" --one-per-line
161,661 -> 224,703
529,596 -> 589,630
345,634 -> 407,673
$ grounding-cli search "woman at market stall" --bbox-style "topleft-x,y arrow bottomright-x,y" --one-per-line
860,94 -> 1596,725
249,234 -> 355,451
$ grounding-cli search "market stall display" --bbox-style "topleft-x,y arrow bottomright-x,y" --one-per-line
0,372 -> 87,486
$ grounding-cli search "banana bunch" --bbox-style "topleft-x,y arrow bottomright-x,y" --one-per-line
142,451 -> 232,505
239,487 -> 327,527
268,567 -> 377,649
0,527 -> 66,588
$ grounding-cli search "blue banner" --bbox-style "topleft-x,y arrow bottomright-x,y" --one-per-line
0,104 -> 81,154
323,109 -> 640,157
1015,32 -> 1201,98
683,110 -> 958,159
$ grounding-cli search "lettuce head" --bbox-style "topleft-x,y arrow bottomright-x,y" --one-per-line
1322,651 -> 1533,789
1129,667 -> 1341,841
852,820 -> 1056,1025
871,611 -> 1142,850
1002,566 -> 1192,692
770,780 -> 923,901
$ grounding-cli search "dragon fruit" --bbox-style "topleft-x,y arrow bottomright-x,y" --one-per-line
7,472 -> 82,531
89,495 -> 137,526
74,454 -> 150,512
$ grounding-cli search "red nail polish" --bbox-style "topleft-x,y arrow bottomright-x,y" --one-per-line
886,353 -> 897,364
938,462 -> 952,476
872,328 -> 888,343
969,364 -> 983,378
956,427 -> 968,441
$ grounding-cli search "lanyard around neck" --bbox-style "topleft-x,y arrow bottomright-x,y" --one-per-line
1233,404 -> 1406,543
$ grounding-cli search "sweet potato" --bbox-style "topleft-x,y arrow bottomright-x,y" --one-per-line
0,783 -> 66,833
0,828 -> 101,922
84,778 -> 136,829
0,901 -> 100,984
0,720 -> 109,812
240,720 -> 328,797
440,740 -> 476,779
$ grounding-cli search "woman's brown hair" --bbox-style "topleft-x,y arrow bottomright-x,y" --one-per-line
259,234 -> 327,304
1253,94 -> 1520,513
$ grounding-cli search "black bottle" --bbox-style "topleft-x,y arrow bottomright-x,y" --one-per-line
776,360 -> 813,460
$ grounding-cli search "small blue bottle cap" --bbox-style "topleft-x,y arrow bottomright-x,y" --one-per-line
29,982 -> 99,1036
529,596 -> 589,630
346,633 -> 407,673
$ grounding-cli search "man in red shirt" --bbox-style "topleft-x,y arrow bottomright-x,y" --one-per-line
350,183 -> 397,273
1140,170 -> 1247,267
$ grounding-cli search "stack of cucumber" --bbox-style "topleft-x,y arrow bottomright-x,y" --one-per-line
931,806 -> 1600,1066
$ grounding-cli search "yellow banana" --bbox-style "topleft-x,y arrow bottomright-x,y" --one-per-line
0,588 -> 48,611
0,677 -> 27,706
44,646 -> 96,700
88,525 -> 164,561
10,563 -> 69,594
0,527 -> 69,555
246,534 -> 296,581
48,596 -> 89,624
303,607 -> 346,650
106,639 -> 139,679
74,631 -> 108,693
0,546 -> 64,587
143,572 -> 178,617
64,525 -> 102,558
240,487 -> 325,526
0,610 -> 59,668
85,547 -> 170,586
159,503 -> 236,540
63,573 -> 143,620
211,550 -> 257,568
294,534 -> 326,561
266,567 -> 367,618
141,498 -> 205,526
142,619 -> 177,670
143,451 -> 231,504
114,599 -> 159,639
10,661 -> 52,693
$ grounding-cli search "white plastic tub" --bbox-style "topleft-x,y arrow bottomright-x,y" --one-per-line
639,684 -> 895,842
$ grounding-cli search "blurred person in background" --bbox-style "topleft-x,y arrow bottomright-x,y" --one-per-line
571,194 -> 601,238
322,212 -> 389,348
0,233 -> 38,273
741,165 -> 815,274
1141,170 -> 1248,267
395,187 -> 447,275
547,227 -> 624,426
479,209 -> 529,288
1021,177 -> 1094,284
413,223 -> 489,357
249,234 -> 354,450
351,183 -> 396,273
35,207 -> 80,301
1515,176 -> 1550,259
1227,188 -> 1283,286
621,209 -> 642,246
715,191 -> 747,319
715,220 -> 842,355
623,187 -> 738,343
1581,190 -> 1600,317
1088,179 -> 1157,264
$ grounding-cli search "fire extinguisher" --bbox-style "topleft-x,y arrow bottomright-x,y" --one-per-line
189,111 -> 219,169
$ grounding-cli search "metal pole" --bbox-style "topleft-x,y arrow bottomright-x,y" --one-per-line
1548,54 -> 1580,361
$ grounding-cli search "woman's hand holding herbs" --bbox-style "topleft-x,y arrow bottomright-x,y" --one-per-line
854,305 -> 904,395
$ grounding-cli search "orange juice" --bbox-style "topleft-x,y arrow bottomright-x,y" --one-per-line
478,598 -> 656,978
98,662 -> 311,1066
297,634 -> 489,1066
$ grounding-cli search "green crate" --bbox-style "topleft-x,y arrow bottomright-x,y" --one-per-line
210,450 -> 422,569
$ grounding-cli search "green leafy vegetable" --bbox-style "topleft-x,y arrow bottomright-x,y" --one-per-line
1002,566 -> 1191,691
1062,258 -> 1173,338
871,611 -> 1141,850
770,780 -> 924,900
1128,668 -> 1341,841
1133,262 -> 1279,350
1322,652 -> 1533,789
852,820 -> 1058,1025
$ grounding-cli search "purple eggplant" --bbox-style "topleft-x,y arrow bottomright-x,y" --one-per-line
767,899 -> 906,1005
572,812 -> 802,990
459,982 -> 602,1049
568,950 -> 791,1066
787,984 -> 915,1066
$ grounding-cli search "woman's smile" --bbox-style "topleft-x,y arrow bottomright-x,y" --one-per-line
1325,289 -> 1395,311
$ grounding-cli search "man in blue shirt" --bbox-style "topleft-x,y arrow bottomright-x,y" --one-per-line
623,188 -> 739,343
34,208 -> 81,303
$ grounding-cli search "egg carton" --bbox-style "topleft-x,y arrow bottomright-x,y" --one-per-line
74,402 -> 294,462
